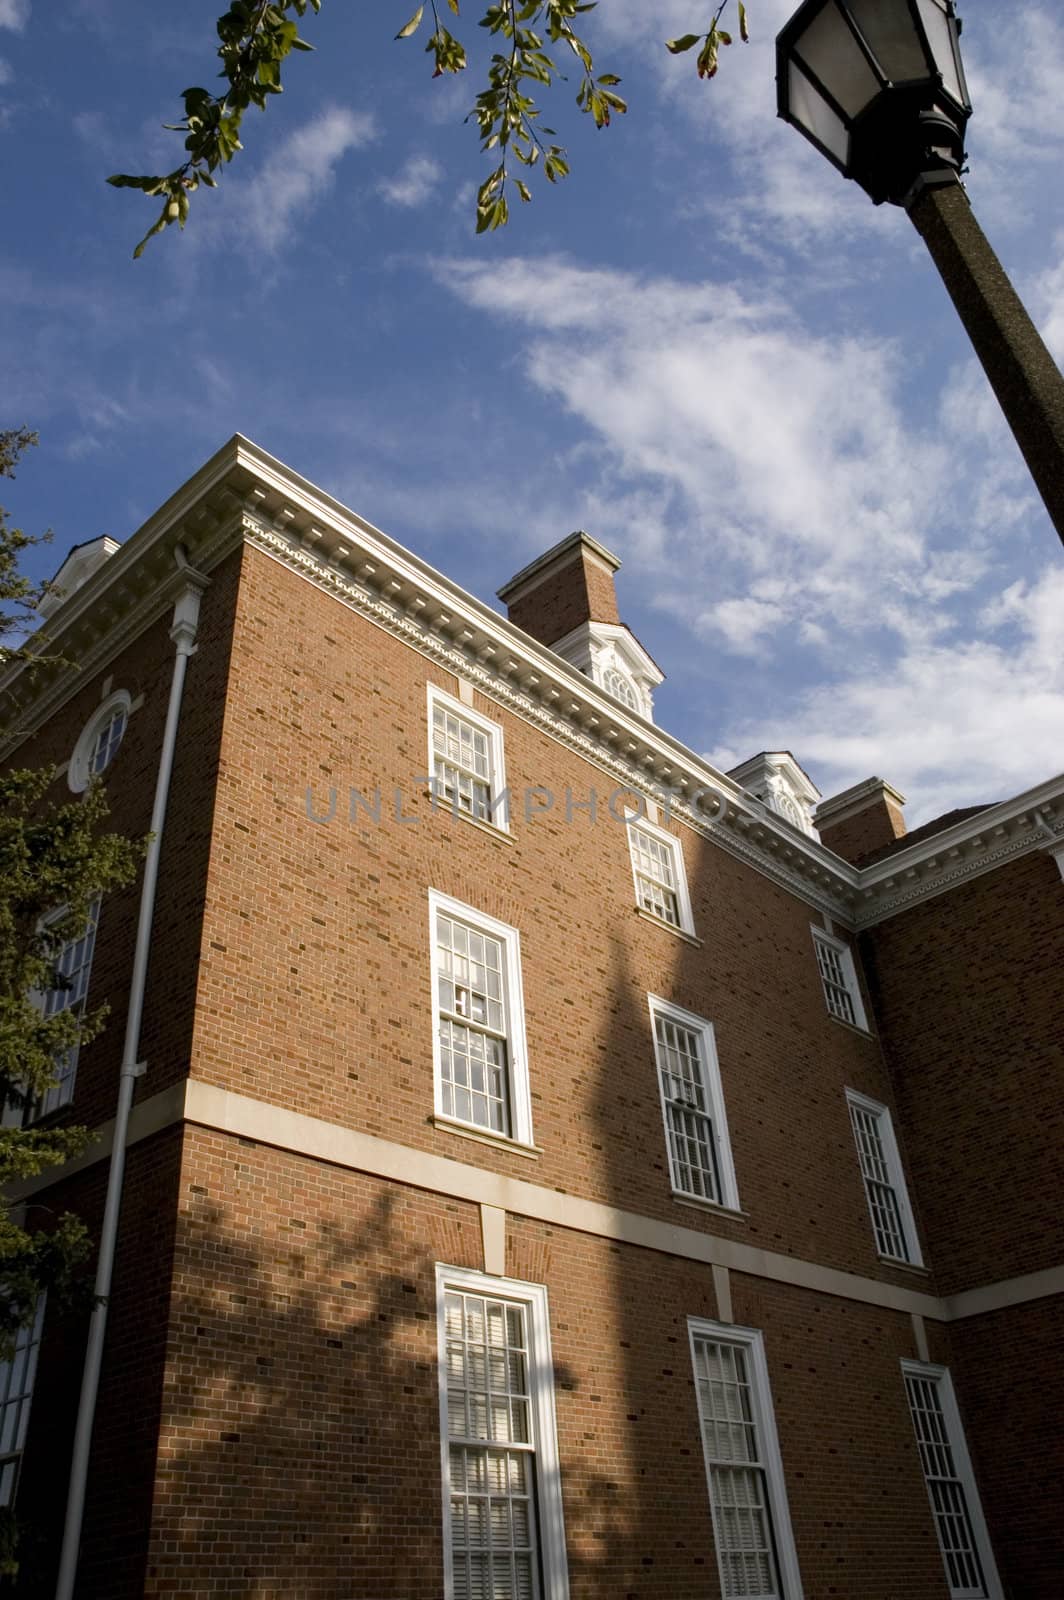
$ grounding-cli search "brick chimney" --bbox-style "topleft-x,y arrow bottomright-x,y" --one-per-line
497,531 -> 621,648
815,778 -> 907,865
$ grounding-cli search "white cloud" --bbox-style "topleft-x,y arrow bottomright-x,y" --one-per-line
435,251 -> 1062,814
232,106 -> 376,253
378,154 -> 443,208
710,567 -> 1064,823
0,0 -> 28,32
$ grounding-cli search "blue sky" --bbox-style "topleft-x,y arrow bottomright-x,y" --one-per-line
2,0 -> 1062,824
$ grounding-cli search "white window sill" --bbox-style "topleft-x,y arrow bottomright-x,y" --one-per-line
877,1253 -> 929,1276
432,1115 -> 541,1159
671,1191 -> 747,1222
422,792 -> 512,843
634,907 -> 701,947
827,1011 -> 875,1040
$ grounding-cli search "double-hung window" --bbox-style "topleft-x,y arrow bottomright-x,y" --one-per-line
627,816 -> 694,934
429,892 -> 533,1147
902,1362 -> 1002,1599
689,1320 -> 803,1600
437,1266 -> 568,1600
649,996 -> 738,1210
428,686 -> 508,830
811,927 -> 868,1030
17,900 -> 101,1123
0,1296 -> 45,1508
846,1089 -> 922,1265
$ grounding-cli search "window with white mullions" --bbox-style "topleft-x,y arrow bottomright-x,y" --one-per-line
845,1090 -> 922,1266
0,1296 -> 45,1509
626,817 -> 694,934
602,666 -> 638,711
689,1322 -> 802,1600
649,997 -> 738,1211
438,1268 -> 568,1600
814,936 -> 854,1021
27,899 -> 100,1122
428,686 -> 509,830
89,704 -> 127,777
429,892 -> 534,1149
810,927 -> 868,1030
630,825 -> 679,923
445,1289 -> 539,1600
436,912 -> 510,1136
902,1364 -> 1002,1600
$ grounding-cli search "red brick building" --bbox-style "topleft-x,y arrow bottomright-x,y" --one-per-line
2,435 -> 1061,1598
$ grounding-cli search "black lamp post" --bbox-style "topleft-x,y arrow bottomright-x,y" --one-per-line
777,0 -> 1064,550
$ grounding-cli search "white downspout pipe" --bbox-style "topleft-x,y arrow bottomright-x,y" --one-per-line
55,559 -> 208,1600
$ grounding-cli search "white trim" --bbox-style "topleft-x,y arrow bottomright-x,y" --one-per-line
648,994 -> 739,1212
435,1265 -> 569,1600
18,1079 -> 1064,1324
811,925 -> 869,1032
901,1361 -> 1003,1600
68,690 -> 131,793
626,815 -> 695,935
846,1089 -> 923,1268
427,683 -> 510,833
6,437 -> 1062,933
688,1318 -> 804,1600
428,891 -> 533,1149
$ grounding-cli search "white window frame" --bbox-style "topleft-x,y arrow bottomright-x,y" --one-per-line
427,685 -> 510,832
626,814 -> 695,935
4,900 -> 102,1127
428,890 -> 533,1148
0,1295 -> 45,1509
688,1318 -> 804,1600
68,689 -> 131,793
648,995 -> 739,1211
901,1361 -> 1003,1600
810,925 -> 869,1031
436,1265 -> 569,1600
846,1089 -> 923,1267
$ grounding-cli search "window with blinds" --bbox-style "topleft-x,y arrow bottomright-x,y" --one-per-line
689,1321 -> 802,1600
438,1270 -> 568,1600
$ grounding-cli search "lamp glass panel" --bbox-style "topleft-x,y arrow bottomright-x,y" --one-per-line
914,0 -> 964,103
794,1 -> 880,118
846,0 -> 927,82
787,58 -> 850,163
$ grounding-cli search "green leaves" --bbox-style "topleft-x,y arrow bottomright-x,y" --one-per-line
111,0 -> 753,247
111,0 -> 320,256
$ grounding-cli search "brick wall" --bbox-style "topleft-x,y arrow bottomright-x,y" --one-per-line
502,547 -> 622,645
137,1129 -> 951,1598
187,545 -> 924,1290
862,848 -> 1064,1294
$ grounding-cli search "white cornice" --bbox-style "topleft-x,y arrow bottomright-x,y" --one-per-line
4,435 -> 1061,929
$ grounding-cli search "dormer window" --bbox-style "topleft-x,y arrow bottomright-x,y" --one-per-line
602,666 -> 639,711
728,751 -> 822,840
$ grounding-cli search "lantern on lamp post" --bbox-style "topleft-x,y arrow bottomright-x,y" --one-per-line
777,0 -> 1064,550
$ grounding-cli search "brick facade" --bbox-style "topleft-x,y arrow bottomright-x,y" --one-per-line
3,439 -> 1061,1598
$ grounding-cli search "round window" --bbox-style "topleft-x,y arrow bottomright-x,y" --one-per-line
69,691 -> 131,793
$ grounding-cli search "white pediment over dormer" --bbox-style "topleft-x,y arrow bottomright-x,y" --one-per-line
549,620 -> 665,723
728,751 -> 822,840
